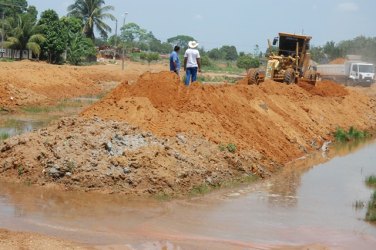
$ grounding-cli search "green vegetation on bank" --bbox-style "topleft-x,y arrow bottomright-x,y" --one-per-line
366,191 -> 376,222
365,175 -> 376,222
366,175 -> 376,188
334,127 -> 369,142
0,131 -> 10,141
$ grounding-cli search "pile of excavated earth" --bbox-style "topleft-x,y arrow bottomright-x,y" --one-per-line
1,71 -> 376,196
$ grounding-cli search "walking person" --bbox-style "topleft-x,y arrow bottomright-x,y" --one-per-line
184,41 -> 201,86
170,45 -> 181,75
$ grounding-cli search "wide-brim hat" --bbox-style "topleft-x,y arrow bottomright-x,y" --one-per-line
188,41 -> 199,49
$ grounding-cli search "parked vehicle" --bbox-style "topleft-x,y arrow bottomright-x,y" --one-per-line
317,61 -> 375,86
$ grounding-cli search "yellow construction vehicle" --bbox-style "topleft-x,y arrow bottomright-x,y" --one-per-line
247,32 -> 317,85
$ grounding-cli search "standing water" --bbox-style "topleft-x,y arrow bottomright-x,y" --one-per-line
0,138 -> 376,249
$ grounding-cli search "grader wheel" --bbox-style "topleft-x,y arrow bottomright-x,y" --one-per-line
247,69 -> 263,85
284,68 -> 296,84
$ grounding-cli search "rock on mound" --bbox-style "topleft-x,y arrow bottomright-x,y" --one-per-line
83,71 -> 376,164
0,117 -> 268,196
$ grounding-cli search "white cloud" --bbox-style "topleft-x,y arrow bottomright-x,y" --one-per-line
337,2 -> 359,12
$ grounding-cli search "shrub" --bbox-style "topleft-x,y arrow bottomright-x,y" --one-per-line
236,54 -> 260,70
334,127 -> 369,142
366,191 -> 376,222
0,132 -> 10,141
226,143 -> 237,153
366,175 -> 376,187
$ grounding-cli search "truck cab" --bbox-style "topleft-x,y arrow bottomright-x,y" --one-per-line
349,62 -> 375,83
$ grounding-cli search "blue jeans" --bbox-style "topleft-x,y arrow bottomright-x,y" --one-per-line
185,67 -> 198,86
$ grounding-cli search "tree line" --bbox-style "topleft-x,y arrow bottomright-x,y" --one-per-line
311,36 -> 376,64
0,0 -> 375,67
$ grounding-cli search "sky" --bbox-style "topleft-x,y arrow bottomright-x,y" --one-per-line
27,0 -> 376,53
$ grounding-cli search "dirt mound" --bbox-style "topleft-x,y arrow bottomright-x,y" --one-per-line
0,117 -> 268,196
0,61 -> 161,109
329,58 -> 347,64
1,71 -> 376,196
83,72 -> 376,164
298,80 -> 349,97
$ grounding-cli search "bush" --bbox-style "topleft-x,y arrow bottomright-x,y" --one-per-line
227,143 -> 237,153
366,175 -> 376,187
140,52 -> 159,64
366,191 -> 376,222
200,55 -> 211,67
236,54 -> 260,70
334,127 -> 369,142
67,34 -> 96,65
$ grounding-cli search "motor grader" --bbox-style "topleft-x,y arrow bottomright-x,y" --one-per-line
247,32 -> 317,85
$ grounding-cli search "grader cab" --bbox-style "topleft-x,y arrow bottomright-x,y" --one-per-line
247,33 -> 317,85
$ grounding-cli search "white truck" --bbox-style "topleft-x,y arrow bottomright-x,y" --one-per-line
316,61 -> 375,86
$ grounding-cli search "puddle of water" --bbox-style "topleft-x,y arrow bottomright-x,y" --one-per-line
0,141 -> 376,249
0,98 -> 98,139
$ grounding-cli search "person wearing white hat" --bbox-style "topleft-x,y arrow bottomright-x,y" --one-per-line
183,41 -> 201,86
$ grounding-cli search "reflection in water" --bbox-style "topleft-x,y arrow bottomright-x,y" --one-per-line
0,136 -> 376,248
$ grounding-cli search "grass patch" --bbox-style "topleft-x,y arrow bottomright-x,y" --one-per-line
0,131 -> 10,141
366,191 -> 376,222
0,58 -> 15,62
190,183 -> 212,196
154,192 -> 172,201
202,61 -> 244,74
197,75 -> 240,84
21,98 -> 95,114
22,106 -> 52,113
366,175 -> 376,188
334,127 -> 369,142
219,143 -> 237,153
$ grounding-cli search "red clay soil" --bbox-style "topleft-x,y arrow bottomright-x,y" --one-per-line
329,58 -> 347,64
83,71 -> 376,165
0,61 -> 163,109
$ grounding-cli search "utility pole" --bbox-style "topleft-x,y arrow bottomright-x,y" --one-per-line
114,19 -> 117,60
1,11 -> 4,58
122,12 -> 128,70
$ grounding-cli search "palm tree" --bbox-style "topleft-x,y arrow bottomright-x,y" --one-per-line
67,0 -> 115,41
5,14 -> 45,59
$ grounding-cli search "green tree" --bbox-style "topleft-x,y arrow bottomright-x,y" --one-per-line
0,0 -> 28,18
39,10 -> 82,64
200,54 -> 212,67
5,13 -> 45,59
167,35 -> 195,50
323,41 -> 342,61
220,45 -> 238,61
236,54 -> 260,69
67,0 -> 115,41
140,51 -> 159,65
208,48 -> 224,60
67,33 -> 96,65
310,45 -> 327,63
120,22 -> 147,43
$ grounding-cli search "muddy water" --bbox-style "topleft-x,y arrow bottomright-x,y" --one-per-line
1,140 -> 376,249
0,98 -> 98,138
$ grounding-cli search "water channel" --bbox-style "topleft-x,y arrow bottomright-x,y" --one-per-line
0,108 -> 376,249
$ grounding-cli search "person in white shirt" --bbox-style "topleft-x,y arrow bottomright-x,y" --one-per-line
183,41 -> 201,86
